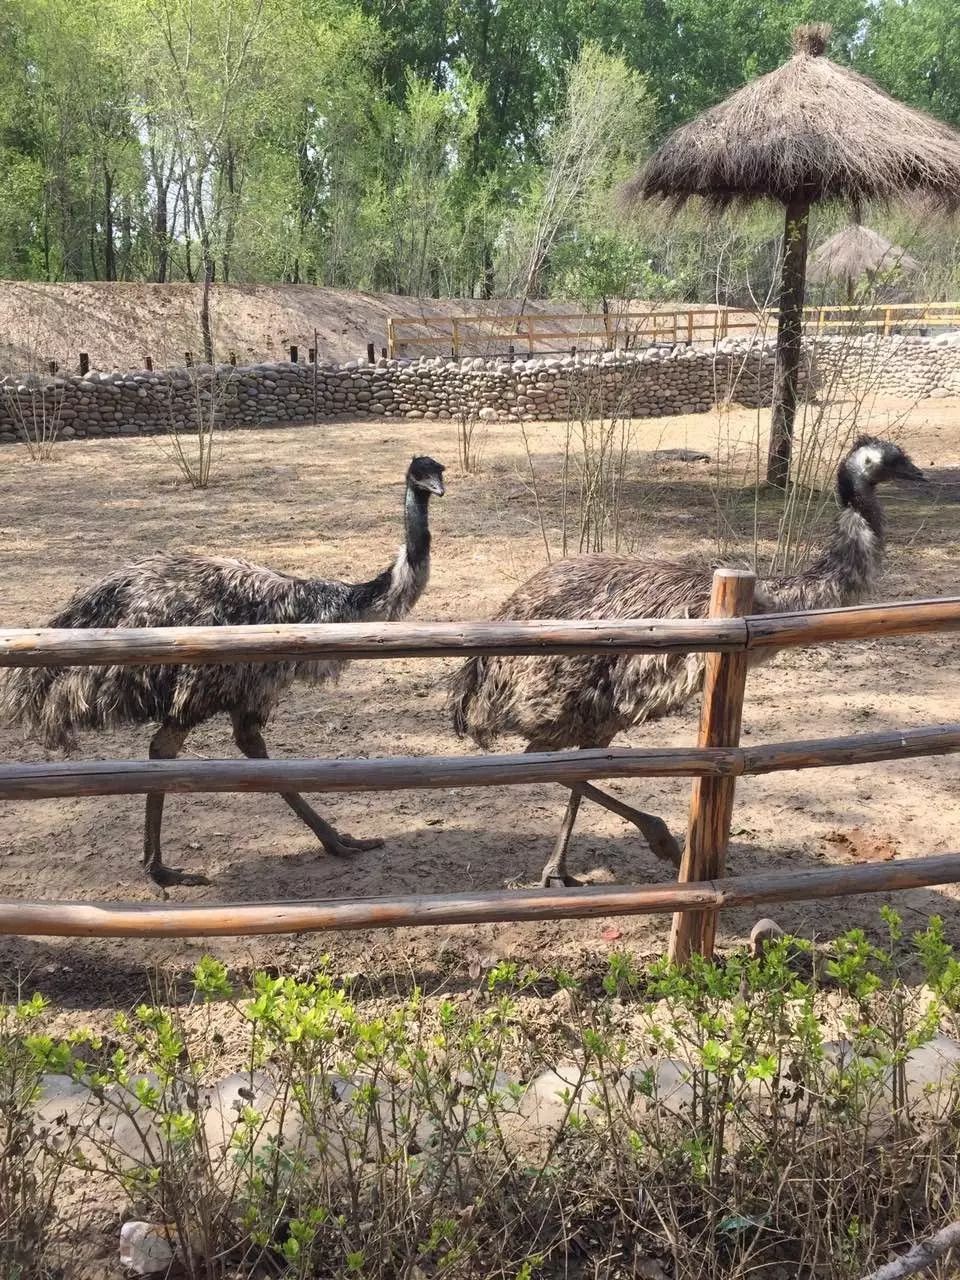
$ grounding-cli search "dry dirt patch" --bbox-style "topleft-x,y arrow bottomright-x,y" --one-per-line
0,399 -> 958,1010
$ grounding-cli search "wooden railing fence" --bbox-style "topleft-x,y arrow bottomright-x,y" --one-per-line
386,301 -> 960,358
1,578 -> 959,960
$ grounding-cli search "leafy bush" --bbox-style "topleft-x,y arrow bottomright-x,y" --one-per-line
4,914 -> 960,1277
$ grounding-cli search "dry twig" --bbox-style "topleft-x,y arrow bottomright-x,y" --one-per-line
859,1220 -> 960,1280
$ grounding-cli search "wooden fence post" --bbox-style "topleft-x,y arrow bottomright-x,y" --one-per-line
669,568 -> 755,964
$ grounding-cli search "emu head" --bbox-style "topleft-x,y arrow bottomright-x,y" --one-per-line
407,456 -> 446,497
844,436 -> 926,488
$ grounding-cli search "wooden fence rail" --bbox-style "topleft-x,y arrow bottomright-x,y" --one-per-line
1,584 -> 959,957
1,724 -> 956,800
1,596 -> 958,669
2,854 -> 959,939
387,301 -> 960,357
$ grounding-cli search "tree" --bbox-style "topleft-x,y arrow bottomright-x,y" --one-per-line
512,44 -> 653,305
861,0 -> 960,127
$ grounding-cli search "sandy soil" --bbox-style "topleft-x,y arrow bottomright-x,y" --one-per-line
0,399 -> 958,1015
0,282 -> 694,373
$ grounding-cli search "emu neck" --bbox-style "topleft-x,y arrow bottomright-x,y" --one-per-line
801,467 -> 885,607
347,480 -> 433,621
836,465 -> 885,542
404,483 -> 431,569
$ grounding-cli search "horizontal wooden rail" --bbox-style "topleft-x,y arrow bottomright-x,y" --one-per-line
3,853 -> 959,939
0,597 -> 957,670
1,725 -> 955,801
389,310 -> 706,326
744,597 -> 960,648
388,303 -> 959,329
388,302 -> 960,354
0,617 -> 745,668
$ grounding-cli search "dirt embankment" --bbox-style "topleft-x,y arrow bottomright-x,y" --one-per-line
1,282 -> 675,374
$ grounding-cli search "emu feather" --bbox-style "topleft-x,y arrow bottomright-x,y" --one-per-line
2,455 -> 446,890
449,436 -> 925,886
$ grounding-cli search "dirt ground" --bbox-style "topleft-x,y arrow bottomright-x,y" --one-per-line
0,282 -> 693,373
0,400 -> 958,1015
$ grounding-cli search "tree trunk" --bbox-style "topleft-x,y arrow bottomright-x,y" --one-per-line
41,195 -> 51,281
104,164 -> 117,282
120,196 -> 132,280
766,199 -> 810,488
221,142 -> 236,283
199,255 -> 214,364
153,173 -> 170,283
480,242 -> 495,300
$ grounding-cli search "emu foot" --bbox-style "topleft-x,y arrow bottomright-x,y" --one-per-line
643,821 -> 683,870
541,872 -> 585,889
322,834 -> 384,858
148,864 -> 212,892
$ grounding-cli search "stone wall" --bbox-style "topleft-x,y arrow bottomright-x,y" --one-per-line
811,332 -> 960,399
1,332 -> 957,446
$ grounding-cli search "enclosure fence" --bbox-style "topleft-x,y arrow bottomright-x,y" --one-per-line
1,573 -> 959,961
387,301 -> 960,358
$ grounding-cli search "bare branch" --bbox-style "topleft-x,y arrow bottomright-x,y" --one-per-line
859,1221 -> 960,1280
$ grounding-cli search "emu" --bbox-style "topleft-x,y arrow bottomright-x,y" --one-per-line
2,455 -> 446,890
450,436 -> 925,888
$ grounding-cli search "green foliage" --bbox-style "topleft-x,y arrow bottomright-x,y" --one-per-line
2,0 -> 960,300
3,917 -> 960,1276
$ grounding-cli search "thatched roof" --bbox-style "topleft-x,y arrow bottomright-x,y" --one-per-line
627,24 -> 960,209
807,223 -> 920,285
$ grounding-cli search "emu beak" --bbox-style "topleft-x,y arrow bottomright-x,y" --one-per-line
430,478 -> 445,496
896,460 -> 927,485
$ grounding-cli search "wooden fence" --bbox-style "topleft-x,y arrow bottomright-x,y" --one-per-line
386,301 -> 960,358
1,578 -> 959,960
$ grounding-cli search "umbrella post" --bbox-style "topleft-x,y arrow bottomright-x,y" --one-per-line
767,199 -> 810,488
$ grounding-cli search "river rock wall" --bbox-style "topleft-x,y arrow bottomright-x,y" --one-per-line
1,333 -> 957,446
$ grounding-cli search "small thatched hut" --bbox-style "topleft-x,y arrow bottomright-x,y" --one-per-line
625,23 -> 960,486
807,223 -> 920,300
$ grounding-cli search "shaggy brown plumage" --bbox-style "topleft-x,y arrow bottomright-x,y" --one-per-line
623,25 -> 960,210
449,437 -> 925,885
2,455 -> 445,890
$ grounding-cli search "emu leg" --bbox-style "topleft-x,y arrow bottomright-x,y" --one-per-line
540,786 -> 585,889
231,713 -> 383,857
522,742 -> 586,887
523,741 -> 681,882
144,723 -> 211,892
573,782 -> 682,869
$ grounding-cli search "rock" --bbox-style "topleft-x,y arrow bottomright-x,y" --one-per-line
749,917 -> 784,957
518,1064 -> 602,1132
904,1036 -> 960,1117
119,1223 -> 177,1275
619,1059 -> 696,1120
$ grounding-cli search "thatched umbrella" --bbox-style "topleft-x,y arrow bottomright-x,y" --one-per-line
807,223 -> 920,301
625,23 -> 960,486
